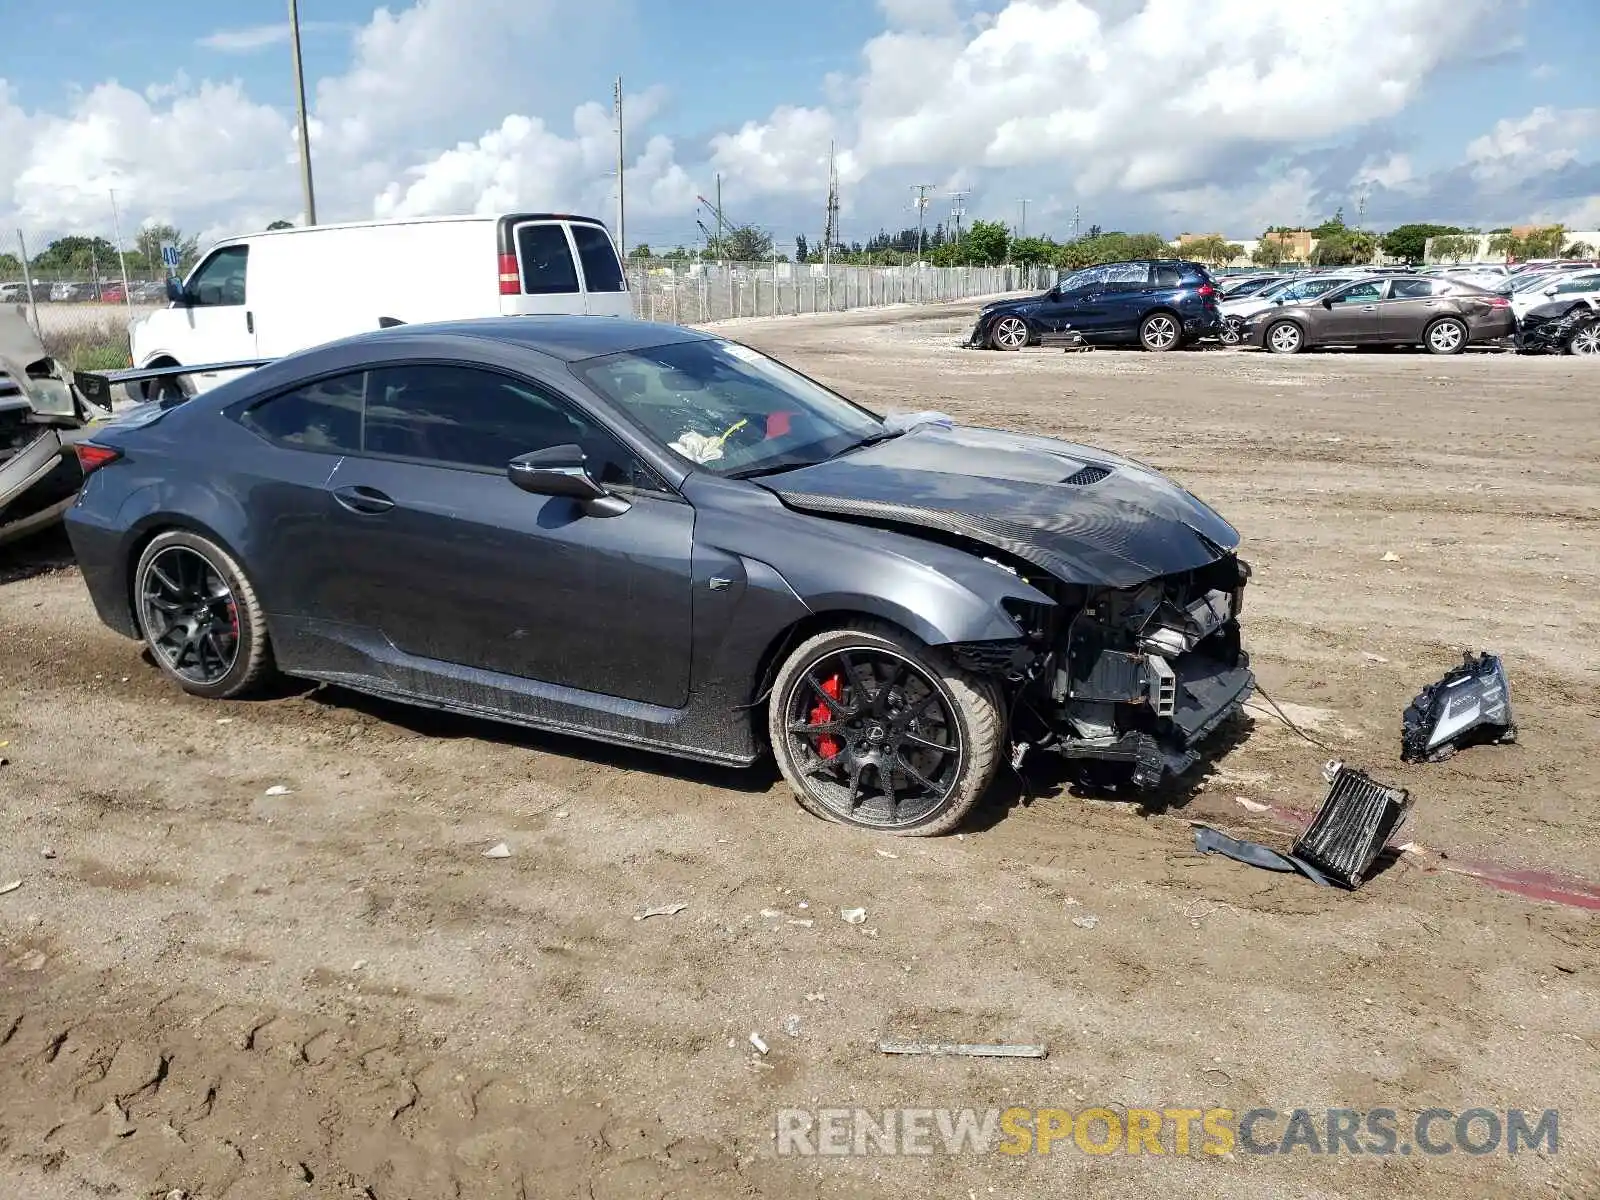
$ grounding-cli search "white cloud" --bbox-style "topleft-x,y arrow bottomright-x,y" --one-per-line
1356,153 -> 1417,192
1465,106 -> 1600,181
876,0 -> 961,30
197,21 -> 348,53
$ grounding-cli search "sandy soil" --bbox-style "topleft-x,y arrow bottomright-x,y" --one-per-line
2,303 -> 1597,1199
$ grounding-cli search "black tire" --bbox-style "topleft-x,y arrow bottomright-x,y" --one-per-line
1218,318 -> 1243,347
133,529 -> 275,700
1423,317 -> 1467,355
1264,320 -> 1304,354
1138,311 -> 1181,352
768,622 -> 1004,836
988,316 -> 1030,351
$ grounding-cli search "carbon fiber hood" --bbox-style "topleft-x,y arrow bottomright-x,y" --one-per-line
766,425 -> 1240,587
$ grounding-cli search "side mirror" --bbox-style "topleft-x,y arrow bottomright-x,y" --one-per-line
1543,286 -> 1558,296
508,444 -> 630,517
165,277 -> 189,305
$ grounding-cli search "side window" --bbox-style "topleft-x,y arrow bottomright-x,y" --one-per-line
1062,266 -> 1110,294
570,223 -> 626,292
1102,262 -> 1152,287
186,246 -> 249,307
1329,281 -> 1383,304
1390,279 -> 1436,299
515,224 -> 580,294
239,372 -> 364,453
1556,274 -> 1600,294
362,364 -> 667,492
1153,264 -> 1183,287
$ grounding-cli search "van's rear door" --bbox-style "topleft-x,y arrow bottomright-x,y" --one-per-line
498,216 -> 631,317
566,220 -> 631,317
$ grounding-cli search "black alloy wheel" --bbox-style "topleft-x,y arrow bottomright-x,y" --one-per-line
138,544 -> 241,685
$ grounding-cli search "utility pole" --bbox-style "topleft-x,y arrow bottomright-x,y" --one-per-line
287,0 -> 317,224
1072,204 -> 1081,242
822,141 -> 840,267
715,173 -> 725,257
614,76 -> 625,256
910,184 -> 934,261
1017,198 -> 1030,238
948,190 -> 967,248
108,188 -> 132,311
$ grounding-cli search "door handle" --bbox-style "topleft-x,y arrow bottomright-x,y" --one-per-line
1361,305 -> 1376,311
332,484 -> 395,515
246,310 -> 254,334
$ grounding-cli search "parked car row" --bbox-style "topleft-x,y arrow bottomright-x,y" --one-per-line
0,280 -> 170,304
969,260 -> 1599,357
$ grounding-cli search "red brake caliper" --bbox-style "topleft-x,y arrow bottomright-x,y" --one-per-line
811,674 -> 843,760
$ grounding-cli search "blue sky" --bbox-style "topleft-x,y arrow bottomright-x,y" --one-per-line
3,0 -> 1598,248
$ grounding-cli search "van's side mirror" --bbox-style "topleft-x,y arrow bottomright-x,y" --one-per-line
1544,286 -> 1558,296
165,277 -> 187,305
508,444 -> 630,517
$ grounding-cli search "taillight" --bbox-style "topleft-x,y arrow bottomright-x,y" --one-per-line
1488,297 -> 1510,308
74,442 -> 122,475
498,251 -> 520,296
1197,283 -> 1216,298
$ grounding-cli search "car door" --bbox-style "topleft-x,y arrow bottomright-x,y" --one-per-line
1377,277 -> 1446,343
1313,279 -> 1385,343
1097,262 -> 1158,341
1052,266 -> 1113,337
567,221 -> 631,317
172,245 -> 258,388
320,362 -> 695,708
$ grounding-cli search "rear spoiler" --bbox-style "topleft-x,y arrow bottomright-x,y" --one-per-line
72,358 -> 276,409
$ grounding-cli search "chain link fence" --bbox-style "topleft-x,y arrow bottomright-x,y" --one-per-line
623,260 -> 1050,323
6,224 -> 1051,365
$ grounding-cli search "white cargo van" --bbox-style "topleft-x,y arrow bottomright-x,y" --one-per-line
128,212 -> 631,393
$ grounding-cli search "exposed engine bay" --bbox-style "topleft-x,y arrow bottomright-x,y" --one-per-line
953,551 -> 1254,788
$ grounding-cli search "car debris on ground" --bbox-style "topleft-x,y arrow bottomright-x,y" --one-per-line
0,879 -> 21,896
1402,651 -> 1517,763
840,907 -> 868,924
877,1041 -> 1048,1059
1195,760 -> 1412,890
482,842 -> 512,859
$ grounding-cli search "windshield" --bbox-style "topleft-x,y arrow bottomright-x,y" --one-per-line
1508,272 -> 1555,293
573,337 -> 885,477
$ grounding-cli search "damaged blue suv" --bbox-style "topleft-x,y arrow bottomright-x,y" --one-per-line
968,259 -> 1222,352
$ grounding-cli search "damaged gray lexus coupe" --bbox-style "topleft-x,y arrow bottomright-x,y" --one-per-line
64,317 -> 1253,835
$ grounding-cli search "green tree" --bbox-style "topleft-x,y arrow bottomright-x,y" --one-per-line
1311,228 -> 1377,266
266,219 -> 295,231
1486,231 -> 1520,260
963,219 -> 1010,265
629,243 -> 652,258
1565,240 -> 1598,259
661,246 -> 691,261
0,252 -> 22,278
136,223 -> 200,273
1311,209 -> 1347,239
1428,233 -> 1478,263
1520,225 -> 1565,258
1009,236 -> 1057,267
794,234 -> 809,263
1250,241 -> 1285,267
724,225 -> 774,261
32,235 -> 121,273
1181,234 -> 1245,268
1379,223 -> 1464,264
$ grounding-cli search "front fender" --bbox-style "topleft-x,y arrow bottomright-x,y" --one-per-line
686,475 -> 1055,647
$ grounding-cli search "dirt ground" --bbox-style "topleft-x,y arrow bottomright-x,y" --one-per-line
2,303 -> 1597,1199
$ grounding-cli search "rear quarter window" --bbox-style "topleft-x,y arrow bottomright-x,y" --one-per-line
239,372 -> 365,454
1154,265 -> 1183,287
570,223 -> 626,292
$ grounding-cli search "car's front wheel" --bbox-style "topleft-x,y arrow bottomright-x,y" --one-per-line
768,623 -> 1004,836
1218,317 -> 1244,346
1138,312 -> 1181,351
1424,317 -> 1468,355
1265,320 -> 1304,354
133,529 -> 275,700
1567,319 -> 1600,356
988,316 -> 1030,351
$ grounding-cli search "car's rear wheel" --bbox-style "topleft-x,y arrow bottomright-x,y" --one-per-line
989,316 -> 1029,351
1138,312 -> 1181,351
1424,317 -> 1467,355
133,530 -> 274,700
1568,320 -> 1600,356
1265,320 -> 1304,354
768,623 -> 1004,836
